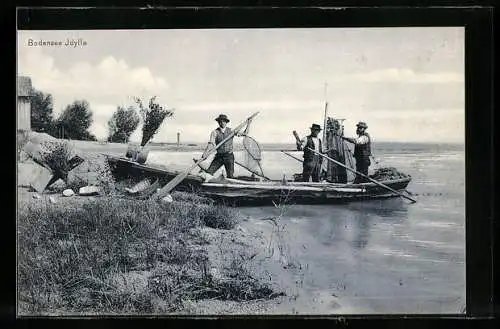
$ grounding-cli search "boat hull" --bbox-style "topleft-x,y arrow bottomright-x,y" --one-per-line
197,178 -> 411,206
106,155 -> 412,206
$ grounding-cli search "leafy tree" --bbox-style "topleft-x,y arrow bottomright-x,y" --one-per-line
107,106 -> 140,143
56,100 -> 95,140
30,89 -> 54,134
134,96 -> 174,146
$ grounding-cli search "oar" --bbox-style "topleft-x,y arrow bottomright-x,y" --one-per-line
235,160 -> 270,181
280,150 -> 303,163
154,111 -> 260,199
307,147 -> 417,204
193,158 -> 271,181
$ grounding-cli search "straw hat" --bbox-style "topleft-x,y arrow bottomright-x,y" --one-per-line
215,114 -> 230,122
356,122 -> 368,129
310,123 -> 322,131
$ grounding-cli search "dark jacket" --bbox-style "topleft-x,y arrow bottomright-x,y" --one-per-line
353,132 -> 371,160
303,135 -> 323,161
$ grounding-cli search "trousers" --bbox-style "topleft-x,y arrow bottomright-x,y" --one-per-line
354,158 -> 370,183
206,153 -> 235,178
302,155 -> 322,182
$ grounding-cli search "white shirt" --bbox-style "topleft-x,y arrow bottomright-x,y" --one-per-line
203,126 -> 243,158
352,135 -> 369,145
208,127 -> 228,145
300,136 -> 320,152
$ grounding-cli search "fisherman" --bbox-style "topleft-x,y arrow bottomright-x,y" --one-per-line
342,121 -> 371,183
201,114 -> 240,179
296,123 -> 324,182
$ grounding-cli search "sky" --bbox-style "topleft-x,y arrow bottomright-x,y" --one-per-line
17,27 -> 464,144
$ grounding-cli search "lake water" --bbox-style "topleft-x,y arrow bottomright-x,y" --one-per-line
146,142 -> 466,314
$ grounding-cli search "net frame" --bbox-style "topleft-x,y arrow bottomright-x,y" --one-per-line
242,135 -> 266,177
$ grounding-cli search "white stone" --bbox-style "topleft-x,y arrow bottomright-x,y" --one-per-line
160,194 -> 174,203
32,193 -> 40,199
49,196 -> 57,204
79,185 -> 101,196
210,267 -> 222,280
62,189 -> 75,197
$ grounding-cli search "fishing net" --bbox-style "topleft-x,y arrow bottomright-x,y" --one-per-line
242,136 -> 266,177
322,117 -> 357,183
240,117 -> 267,179
343,144 -> 357,183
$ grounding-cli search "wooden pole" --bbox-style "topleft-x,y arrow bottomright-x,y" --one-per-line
307,147 -> 417,203
193,158 -> 270,181
280,150 -> 303,163
323,83 -> 328,144
177,132 -> 180,148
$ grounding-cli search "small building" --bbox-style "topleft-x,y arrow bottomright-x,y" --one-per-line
17,76 -> 32,132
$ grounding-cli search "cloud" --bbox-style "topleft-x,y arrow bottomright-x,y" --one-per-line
17,47 -> 169,139
335,68 -> 464,84
17,46 -> 464,144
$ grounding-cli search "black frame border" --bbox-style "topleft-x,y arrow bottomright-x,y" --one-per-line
8,4 -> 496,327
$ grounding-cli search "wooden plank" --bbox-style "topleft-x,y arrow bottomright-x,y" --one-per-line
201,182 -> 364,193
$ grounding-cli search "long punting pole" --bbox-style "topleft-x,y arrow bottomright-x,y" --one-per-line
280,150 -> 304,163
306,147 -> 417,203
323,83 -> 328,144
193,157 -> 271,181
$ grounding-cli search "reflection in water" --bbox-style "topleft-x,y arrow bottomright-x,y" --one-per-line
347,198 -> 410,219
349,211 -> 371,250
274,199 -> 411,252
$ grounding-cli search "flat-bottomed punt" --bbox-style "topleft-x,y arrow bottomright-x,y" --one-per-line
106,155 -> 412,206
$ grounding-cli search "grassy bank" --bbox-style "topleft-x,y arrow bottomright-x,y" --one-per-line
17,193 -> 283,315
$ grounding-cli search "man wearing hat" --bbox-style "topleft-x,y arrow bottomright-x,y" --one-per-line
342,121 -> 371,183
296,123 -> 324,182
202,114 -> 240,179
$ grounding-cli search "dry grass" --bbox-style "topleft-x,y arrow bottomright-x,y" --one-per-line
17,195 -> 280,315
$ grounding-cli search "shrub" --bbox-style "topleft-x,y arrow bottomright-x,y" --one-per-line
133,96 -> 174,147
39,140 -> 74,182
196,204 -> 240,230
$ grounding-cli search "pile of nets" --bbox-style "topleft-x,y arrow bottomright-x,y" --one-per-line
369,167 -> 411,181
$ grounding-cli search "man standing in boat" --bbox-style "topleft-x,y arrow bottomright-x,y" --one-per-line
342,121 -> 371,183
201,114 -> 240,179
296,123 -> 324,182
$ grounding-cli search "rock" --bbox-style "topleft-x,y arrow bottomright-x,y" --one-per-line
209,267 -> 222,280
49,196 -> 57,204
22,140 -> 44,162
79,185 -> 100,196
18,150 -> 29,163
50,179 -> 67,190
62,189 -> 75,197
32,193 -> 40,199
20,162 -> 54,193
161,194 -> 174,203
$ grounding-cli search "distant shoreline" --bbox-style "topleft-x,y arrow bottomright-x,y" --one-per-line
68,139 -> 465,154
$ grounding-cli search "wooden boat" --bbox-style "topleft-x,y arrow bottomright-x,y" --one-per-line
106,155 -> 412,206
